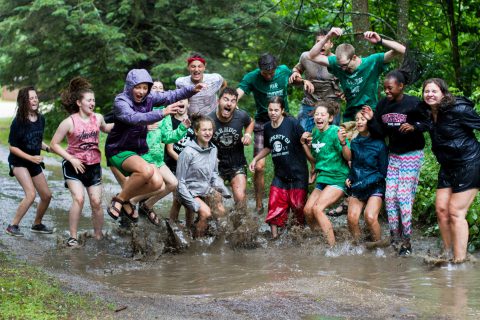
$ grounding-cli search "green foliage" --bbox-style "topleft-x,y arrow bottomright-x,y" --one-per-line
0,252 -> 110,319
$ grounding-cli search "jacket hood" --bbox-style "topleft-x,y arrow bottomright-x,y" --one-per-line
185,139 -> 216,152
455,96 -> 474,108
123,69 -> 153,102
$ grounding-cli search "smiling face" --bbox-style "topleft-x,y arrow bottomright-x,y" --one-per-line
355,111 -> 368,135
152,81 -> 164,92
28,90 -> 39,112
268,102 -> 283,123
195,120 -> 214,146
176,99 -> 189,116
188,60 -> 206,84
132,83 -> 149,103
77,92 -> 95,115
218,93 -> 237,120
423,82 -> 445,108
313,106 -> 333,131
383,78 -> 404,101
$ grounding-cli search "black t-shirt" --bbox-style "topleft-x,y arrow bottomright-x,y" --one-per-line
369,95 -> 429,154
208,109 -> 252,170
8,115 -> 45,166
264,116 -> 308,188
164,117 -> 195,171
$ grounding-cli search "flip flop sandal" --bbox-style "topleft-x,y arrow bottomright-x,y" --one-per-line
106,196 -> 123,220
139,202 -> 161,226
122,201 -> 139,223
326,203 -> 347,217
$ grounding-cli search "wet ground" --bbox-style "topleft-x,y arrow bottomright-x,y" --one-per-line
1,145 -> 479,319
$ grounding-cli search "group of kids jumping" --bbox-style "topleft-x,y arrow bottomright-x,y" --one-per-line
6,27 -> 480,264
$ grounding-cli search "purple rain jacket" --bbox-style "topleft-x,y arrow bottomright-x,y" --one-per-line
105,69 -> 196,158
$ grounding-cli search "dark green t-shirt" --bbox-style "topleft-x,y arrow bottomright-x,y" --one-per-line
310,125 -> 350,186
238,64 -> 291,121
328,53 -> 386,121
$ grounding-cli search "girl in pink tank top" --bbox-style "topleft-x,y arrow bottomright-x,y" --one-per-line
50,77 -> 113,247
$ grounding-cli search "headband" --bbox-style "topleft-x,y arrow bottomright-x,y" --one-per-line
187,57 -> 206,65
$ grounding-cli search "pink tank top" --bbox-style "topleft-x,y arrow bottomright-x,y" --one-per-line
66,113 -> 101,165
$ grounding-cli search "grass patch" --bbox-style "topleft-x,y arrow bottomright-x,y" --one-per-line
0,251 -> 112,320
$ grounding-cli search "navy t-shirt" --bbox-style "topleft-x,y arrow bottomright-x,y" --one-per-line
264,116 -> 308,188
208,109 -> 252,171
8,115 -> 45,167
164,117 -> 195,172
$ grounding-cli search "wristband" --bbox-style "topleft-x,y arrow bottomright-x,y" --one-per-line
378,38 -> 383,45
340,142 -> 347,146
45,147 -> 50,153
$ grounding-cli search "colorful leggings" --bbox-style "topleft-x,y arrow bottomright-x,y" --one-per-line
385,150 -> 424,239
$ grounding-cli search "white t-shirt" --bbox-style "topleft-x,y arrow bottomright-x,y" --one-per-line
175,73 -> 224,115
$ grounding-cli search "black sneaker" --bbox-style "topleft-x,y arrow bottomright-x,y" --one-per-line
66,237 -> 80,248
399,243 -> 412,256
6,224 -> 24,237
31,223 -> 53,234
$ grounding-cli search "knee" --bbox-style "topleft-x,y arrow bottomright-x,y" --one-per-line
347,213 -> 358,227
89,198 -> 102,211
436,205 -> 449,223
199,208 -> 212,220
25,191 -> 36,204
303,205 -> 313,218
41,191 -> 52,203
139,165 -> 156,181
364,212 -> 377,226
151,172 -> 164,190
254,162 -> 265,174
167,180 -> 177,193
73,194 -> 85,207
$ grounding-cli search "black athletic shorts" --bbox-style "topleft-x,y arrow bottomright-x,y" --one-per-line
62,160 -> 102,188
9,162 -> 44,178
437,161 -> 480,193
219,165 -> 247,182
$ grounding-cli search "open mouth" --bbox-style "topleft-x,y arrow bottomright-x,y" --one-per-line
221,106 -> 232,116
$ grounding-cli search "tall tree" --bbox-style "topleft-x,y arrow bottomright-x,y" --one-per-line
351,0 -> 371,56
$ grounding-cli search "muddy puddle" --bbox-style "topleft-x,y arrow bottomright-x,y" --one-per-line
1,146 -> 480,319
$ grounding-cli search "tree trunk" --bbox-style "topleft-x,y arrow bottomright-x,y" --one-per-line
351,0 -> 371,57
444,0 -> 462,91
396,0 -> 409,44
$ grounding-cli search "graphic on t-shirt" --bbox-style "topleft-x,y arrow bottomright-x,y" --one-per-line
24,129 -> 43,151
273,141 -> 283,152
214,126 -> 240,147
312,141 -> 326,153
382,113 -> 407,127
270,134 -> 291,157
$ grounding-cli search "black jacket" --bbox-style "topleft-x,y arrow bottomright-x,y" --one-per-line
424,97 -> 480,167
368,94 -> 429,154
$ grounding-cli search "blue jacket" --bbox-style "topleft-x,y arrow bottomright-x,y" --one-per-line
105,69 -> 195,158
348,135 -> 388,192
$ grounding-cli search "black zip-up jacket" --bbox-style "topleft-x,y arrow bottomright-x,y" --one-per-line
424,97 -> 480,167
368,94 -> 430,154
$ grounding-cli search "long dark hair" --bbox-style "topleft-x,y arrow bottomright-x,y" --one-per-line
16,86 -> 37,123
422,78 -> 455,110
60,77 -> 93,114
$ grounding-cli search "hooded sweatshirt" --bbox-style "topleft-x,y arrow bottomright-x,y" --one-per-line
176,139 -> 230,212
105,69 -> 195,158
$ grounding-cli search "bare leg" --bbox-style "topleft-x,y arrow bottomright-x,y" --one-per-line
194,197 -> 212,238
230,173 -> 247,206
87,184 -> 104,240
31,172 -> 52,225
253,158 -> 265,213
11,167 -> 37,225
66,180 -> 85,240
311,186 -> 344,246
347,197 -> 364,241
449,189 -> 478,262
363,196 -> 383,241
304,188 -> 322,229
436,188 -> 453,253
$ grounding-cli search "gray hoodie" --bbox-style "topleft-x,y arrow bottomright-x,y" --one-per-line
176,139 -> 230,212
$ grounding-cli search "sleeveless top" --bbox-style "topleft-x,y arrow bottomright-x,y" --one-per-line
66,113 -> 101,165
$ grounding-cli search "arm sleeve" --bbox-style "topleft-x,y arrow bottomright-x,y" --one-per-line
411,103 -> 432,132
460,106 -> 480,130
114,97 -> 164,125
176,150 -> 200,212
159,116 -> 188,144
378,141 -> 389,178
368,103 -> 386,139
151,86 -> 196,107
8,118 -> 19,146
238,72 -> 254,95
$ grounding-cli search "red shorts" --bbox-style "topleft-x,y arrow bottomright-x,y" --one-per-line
266,185 -> 307,227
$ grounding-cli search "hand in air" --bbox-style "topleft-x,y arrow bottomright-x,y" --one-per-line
337,127 -> 347,144
363,31 -> 382,44
328,27 -> 343,39
361,105 -> 374,120
193,83 -> 208,93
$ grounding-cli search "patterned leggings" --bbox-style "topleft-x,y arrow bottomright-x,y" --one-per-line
385,150 -> 424,240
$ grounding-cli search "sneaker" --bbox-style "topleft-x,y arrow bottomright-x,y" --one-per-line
6,225 -> 24,237
31,223 -> 53,234
399,243 -> 412,256
66,237 -> 80,248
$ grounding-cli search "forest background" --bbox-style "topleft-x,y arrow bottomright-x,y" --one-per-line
0,0 -> 479,248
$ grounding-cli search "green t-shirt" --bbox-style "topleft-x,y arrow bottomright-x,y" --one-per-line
238,64 -> 291,121
310,125 -> 350,186
328,53 -> 386,121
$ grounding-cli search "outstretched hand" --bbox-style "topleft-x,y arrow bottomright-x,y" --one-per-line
193,83 -> 208,93
361,105 -> 374,120
328,27 -> 343,39
337,127 -> 347,144
363,31 -> 382,44
288,71 -> 302,84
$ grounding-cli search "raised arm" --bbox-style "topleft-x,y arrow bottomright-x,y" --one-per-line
308,27 -> 342,65
363,31 -> 405,63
